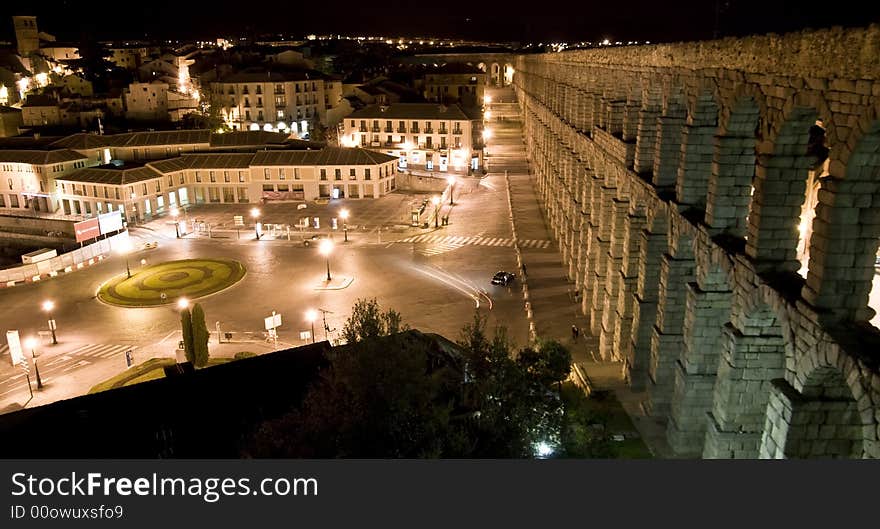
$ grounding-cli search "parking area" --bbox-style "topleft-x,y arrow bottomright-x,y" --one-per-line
166,191 -> 442,237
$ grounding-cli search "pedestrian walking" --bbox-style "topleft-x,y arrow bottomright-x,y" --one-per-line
521,263 -> 527,277
571,324 -> 579,342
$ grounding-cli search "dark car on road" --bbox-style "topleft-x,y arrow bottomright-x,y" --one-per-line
491,271 -> 515,286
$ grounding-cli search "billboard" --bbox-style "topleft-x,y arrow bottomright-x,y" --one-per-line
98,210 -> 124,235
6,330 -> 24,366
74,217 -> 100,242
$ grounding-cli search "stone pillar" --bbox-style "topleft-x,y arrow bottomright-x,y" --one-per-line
627,228 -> 666,390
599,197 -> 629,360
705,135 -> 755,237
703,323 -> 786,459
622,101 -> 641,143
667,283 -> 732,457
652,116 -> 686,187
645,252 -> 695,419
589,185 -> 613,337
634,108 -> 660,174
605,99 -> 625,136
675,124 -> 716,208
745,156 -> 811,272
613,211 -> 646,367
759,378 -> 862,459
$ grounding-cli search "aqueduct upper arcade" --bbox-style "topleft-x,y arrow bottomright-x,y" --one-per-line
512,26 -> 880,458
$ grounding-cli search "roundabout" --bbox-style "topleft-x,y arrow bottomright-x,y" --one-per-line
97,258 -> 247,307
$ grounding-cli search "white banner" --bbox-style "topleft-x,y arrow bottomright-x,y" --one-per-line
6,330 -> 24,366
98,210 -> 124,235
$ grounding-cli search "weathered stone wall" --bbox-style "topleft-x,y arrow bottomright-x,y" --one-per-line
512,25 -> 880,459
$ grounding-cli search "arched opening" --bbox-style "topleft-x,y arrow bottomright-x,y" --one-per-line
746,107 -> 827,273
795,120 -> 830,277
503,63 -> 514,86
761,366 -> 863,458
804,120 -> 880,325
704,302 -> 787,458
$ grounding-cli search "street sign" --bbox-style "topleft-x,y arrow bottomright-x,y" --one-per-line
233,215 -> 244,226
264,312 -> 282,331
19,359 -> 29,374
299,330 -> 311,340
6,330 -> 24,366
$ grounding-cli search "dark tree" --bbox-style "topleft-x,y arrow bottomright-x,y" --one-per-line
180,308 -> 195,364
340,298 -> 407,344
191,303 -> 210,368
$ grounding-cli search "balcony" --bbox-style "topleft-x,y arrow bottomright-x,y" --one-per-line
411,127 -> 420,133
397,128 -> 406,133
384,127 -> 393,133
371,141 -> 381,147
274,88 -> 285,95
371,126 -> 380,133
452,129 -> 462,135
359,126 -> 368,132
439,128 -> 448,134
425,127 -> 433,134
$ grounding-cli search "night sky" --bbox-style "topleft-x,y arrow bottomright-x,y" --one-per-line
2,0 -> 879,44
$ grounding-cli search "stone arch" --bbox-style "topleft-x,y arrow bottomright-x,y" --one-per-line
651,80 -> 687,187
803,118 -> 880,324
704,292 -> 789,458
746,97 -> 832,273
760,364 -> 864,459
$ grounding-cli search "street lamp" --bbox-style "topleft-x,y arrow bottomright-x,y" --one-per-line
118,238 -> 133,279
447,176 -> 456,205
483,95 -> 492,105
171,207 -> 180,238
432,196 -> 440,228
177,297 -> 190,311
251,207 -> 261,240
305,309 -> 318,343
42,300 -> 57,345
340,209 -> 349,242
482,128 -> 492,141
319,238 -> 334,281
25,337 -> 42,389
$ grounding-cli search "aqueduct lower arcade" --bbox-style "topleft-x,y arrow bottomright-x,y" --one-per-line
513,26 -> 880,458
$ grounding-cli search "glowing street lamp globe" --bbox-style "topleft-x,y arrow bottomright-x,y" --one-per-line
42,300 -> 55,312
177,298 -> 190,310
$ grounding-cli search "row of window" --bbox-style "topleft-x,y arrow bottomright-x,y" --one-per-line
221,82 -> 321,96
59,165 -> 396,198
240,94 -> 319,107
350,120 -> 464,134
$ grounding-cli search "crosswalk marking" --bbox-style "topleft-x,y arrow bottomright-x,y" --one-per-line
399,234 -> 552,248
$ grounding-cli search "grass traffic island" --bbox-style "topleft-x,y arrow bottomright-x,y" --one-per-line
97,258 -> 246,307
88,356 -> 242,394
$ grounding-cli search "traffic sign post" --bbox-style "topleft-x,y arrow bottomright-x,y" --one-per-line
48,319 -> 57,345
264,311 -> 282,348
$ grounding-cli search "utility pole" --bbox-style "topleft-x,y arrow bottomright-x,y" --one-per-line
318,308 -> 333,341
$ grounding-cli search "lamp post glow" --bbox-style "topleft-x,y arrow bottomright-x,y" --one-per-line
340,209 -> 349,242
319,239 -> 334,281
25,337 -> 42,389
447,176 -> 456,205
432,196 -> 440,228
171,207 -> 180,238
42,300 -> 57,345
118,239 -> 133,279
177,297 -> 190,310
251,208 -> 261,240
305,309 -> 318,343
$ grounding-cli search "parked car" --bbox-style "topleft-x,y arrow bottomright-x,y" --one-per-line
491,271 -> 515,286
143,241 -> 158,250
